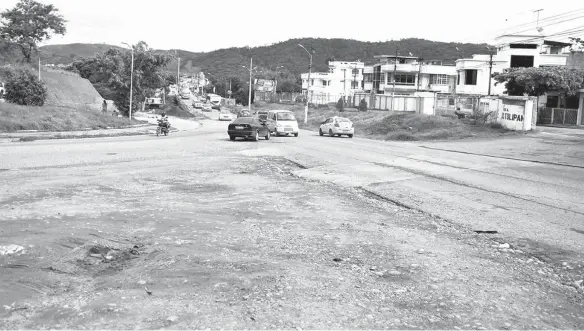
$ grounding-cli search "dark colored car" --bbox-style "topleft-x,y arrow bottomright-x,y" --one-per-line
228,117 -> 270,141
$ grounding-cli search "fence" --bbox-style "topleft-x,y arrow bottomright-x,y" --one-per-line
538,107 -> 579,125
352,93 -> 422,112
435,94 -> 502,119
254,91 -> 304,104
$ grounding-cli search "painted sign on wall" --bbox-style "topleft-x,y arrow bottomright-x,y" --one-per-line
497,98 -> 535,131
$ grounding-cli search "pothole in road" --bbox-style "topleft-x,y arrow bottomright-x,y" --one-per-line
77,243 -> 146,277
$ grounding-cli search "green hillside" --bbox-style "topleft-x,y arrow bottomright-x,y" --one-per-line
27,37 -> 489,77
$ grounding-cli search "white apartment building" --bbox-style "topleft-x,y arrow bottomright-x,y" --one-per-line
362,55 -> 457,96
456,34 -> 572,96
301,60 -> 365,97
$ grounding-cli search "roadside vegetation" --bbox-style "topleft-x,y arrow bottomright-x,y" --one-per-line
0,102 -> 144,132
151,96 -> 197,118
252,102 -> 514,141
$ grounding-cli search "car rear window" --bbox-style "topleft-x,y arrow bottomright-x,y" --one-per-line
336,118 -> 351,122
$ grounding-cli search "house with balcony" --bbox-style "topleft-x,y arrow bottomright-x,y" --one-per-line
363,55 -> 457,96
456,34 -> 584,126
301,60 -> 365,103
456,34 -> 572,96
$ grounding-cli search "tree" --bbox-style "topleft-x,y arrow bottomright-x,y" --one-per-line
0,0 -> 66,63
493,67 -> 584,97
68,41 -> 172,116
570,37 -> 584,52
277,80 -> 301,93
4,66 -> 47,105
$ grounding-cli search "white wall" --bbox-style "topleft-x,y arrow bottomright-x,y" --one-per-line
496,97 -> 536,131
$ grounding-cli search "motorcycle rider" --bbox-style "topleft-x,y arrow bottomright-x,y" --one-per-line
158,112 -> 169,128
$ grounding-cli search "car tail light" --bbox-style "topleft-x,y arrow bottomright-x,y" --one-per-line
334,123 -> 339,127
351,123 -> 354,128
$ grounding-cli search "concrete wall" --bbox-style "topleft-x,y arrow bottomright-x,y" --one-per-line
496,97 -> 536,131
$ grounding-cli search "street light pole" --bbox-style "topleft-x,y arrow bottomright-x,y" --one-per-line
248,58 -> 253,112
122,42 -> 135,121
298,44 -> 313,124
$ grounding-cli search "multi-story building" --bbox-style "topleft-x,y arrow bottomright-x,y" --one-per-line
456,34 -> 572,96
362,55 -> 457,96
301,60 -> 365,98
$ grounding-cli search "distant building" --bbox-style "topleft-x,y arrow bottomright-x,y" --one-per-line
301,60 -> 365,98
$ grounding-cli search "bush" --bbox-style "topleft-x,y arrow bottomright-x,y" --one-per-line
359,98 -> 368,112
4,67 -> 47,106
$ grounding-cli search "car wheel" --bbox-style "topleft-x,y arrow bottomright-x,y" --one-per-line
254,130 -> 259,141
229,135 -> 235,141
294,132 -> 299,137
329,129 -> 334,137
319,128 -> 323,136
348,134 -> 353,138
265,130 -> 270,140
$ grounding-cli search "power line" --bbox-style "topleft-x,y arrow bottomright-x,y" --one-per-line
506,14 -> 584,36
495,26 -> 584,46
457,7 -> 584,45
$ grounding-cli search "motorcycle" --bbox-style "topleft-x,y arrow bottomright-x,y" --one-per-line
156,118 -> 171,136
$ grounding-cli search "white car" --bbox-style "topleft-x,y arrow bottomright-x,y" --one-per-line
319,116 -> 354,138
266,110 -> 299,137
218,111 -> 232,121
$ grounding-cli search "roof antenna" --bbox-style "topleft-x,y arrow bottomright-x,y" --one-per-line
534,9 -> 544,34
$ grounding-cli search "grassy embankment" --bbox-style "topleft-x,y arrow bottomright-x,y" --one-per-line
0,102 -> 143,133
251,102 -> 513,141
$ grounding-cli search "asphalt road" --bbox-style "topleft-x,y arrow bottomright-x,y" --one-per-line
1,118 -> 583,329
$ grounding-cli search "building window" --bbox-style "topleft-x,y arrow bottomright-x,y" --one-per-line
351,81 -> 359,89
430,74 -> 449,85
311,79 -> 314,86
546,95 -> 559,107
457,72 -> 460,85
394,74 -> 415,85
352,69 -> 359,75
322,80 -> 328,86
464,70 -> 477,85
363,73 -> 373,82
510,55 -> 534,68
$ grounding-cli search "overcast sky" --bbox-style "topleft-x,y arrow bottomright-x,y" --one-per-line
1,0 -> 583,52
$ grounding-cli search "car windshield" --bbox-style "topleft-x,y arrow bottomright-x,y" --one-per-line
276,112 -> 296,121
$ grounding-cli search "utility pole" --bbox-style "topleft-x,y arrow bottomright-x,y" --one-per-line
246,58 -> 253,112
487,47 -> 494,96
298,44 -> 314,124
343,69 -> 347,96
122,42 -> 135,121
391,45 -> 398,110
